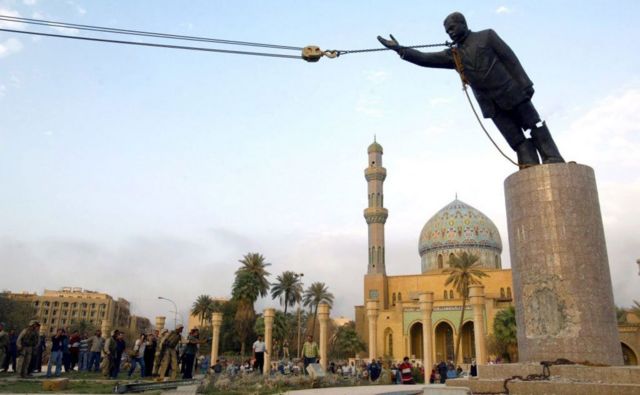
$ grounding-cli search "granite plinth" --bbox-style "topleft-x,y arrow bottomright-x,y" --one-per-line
504,163 -> 623,365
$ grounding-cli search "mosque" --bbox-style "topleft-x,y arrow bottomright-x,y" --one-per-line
353,139 -> 640,366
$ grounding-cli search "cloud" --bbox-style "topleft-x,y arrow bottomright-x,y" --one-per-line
355,95 -> 384,117
0,38 -> 23,58
0,84 -> 6,98
429,97 -> 453,106
50,25 -> 80,35
496,6 -> 512,14
365,70 -> 389,84
0,8 -> 25,30
23,0 -> 37,5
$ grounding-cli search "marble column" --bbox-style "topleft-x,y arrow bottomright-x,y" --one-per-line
318,303 -> 330,371
505,163 -> 623,365
101,319 -> 111,338
366,299 -> 379,360
155,316 -> 166,331
210,312 -> 223,367
468,285 -> 487,365
263,308 -> 275,376
419,292 -> 434,370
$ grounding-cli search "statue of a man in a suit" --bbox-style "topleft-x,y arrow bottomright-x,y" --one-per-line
378,12 -> 564,168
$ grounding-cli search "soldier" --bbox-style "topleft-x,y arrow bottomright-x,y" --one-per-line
0,323 -> 8,372
152,328 -> 169,376
378,12 -> 564,168
102,329 -> 119,378
16,320 -> 40,378
159,324 -> 184,381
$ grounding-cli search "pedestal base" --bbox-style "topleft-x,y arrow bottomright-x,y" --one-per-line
504,163 -> 623,365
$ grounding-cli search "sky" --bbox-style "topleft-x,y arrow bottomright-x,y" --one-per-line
1,1 -> 639,326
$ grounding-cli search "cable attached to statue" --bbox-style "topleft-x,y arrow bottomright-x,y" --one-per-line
450,46 -> 519,167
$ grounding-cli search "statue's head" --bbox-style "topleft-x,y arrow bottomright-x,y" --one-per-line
443,12 -> 469,44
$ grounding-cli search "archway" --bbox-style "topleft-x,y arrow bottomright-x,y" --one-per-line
435,321 -> 454,363
409,322 -> 423,359
461,321 -> 475,363
622,342 -> 638,365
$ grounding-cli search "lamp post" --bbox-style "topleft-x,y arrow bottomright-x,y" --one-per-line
158,296 -> 178,329
294,273 -> 304,359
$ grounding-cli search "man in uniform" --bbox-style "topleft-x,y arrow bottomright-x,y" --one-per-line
0,323 -> 8,372
102,329 -> 119,378
16,320 -> 40,378
378,12 -> 564,168
159,324 -> 183,381
152,328 -> 169,376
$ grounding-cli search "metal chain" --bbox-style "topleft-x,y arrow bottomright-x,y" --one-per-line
335,41 -> 451,56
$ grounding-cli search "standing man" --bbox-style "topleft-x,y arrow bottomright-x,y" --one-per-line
87,330 -> 103,372
378,12 -> 564,169
78,333 -> 90,371
252,335 -> 266,374
102,330 -> 119,379
301,335 -> 318,374
143,331 -> 157,377
16,320 -> 40,378
399,357 -> 414,384
159,324 -> 184,381
152,328 -> 169,377
182,328 -> 205,379
46,328 -> 66,378
0,323 -> 8,372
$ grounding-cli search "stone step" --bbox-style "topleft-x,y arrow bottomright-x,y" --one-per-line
446,377 -> 640,395
478,363 -> 640,385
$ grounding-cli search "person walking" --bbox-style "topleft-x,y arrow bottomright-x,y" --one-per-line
87,330 -> 103,372
159,325 -> 184,381
46,329 -> 66,378
399,357 -> 414,384
143,332 -> 157,377
113,332 -> 126,378
152,328 -> 169,377
437,360 -> 448,384
301,335 -> 318,374
182,328 -> 204,379
5,330 -> 17,372
252,335 -> 267,375
69,330 -> 81,371
128,334 -> 146,379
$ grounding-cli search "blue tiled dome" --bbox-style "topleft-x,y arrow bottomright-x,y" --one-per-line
418,199 -> 502,257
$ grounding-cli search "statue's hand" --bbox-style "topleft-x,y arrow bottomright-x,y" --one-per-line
377,34 -> 400,51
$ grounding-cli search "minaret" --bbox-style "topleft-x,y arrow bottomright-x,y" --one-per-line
364,138 -> 388,275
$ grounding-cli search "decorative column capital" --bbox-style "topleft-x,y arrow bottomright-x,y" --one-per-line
419,292 -> 434,312
469,284 -> 485,306
364,167 -> 387,182
318,303 -> 330,323
211,312 -> 223,327
264,308 -> 275,324
366,299 -> 379,318
364,208 -> 388,224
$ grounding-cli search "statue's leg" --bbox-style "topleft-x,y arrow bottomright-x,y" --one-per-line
515,101 -> 565,164
492,111 -> 539,168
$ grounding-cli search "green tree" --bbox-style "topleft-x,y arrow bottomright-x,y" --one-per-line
616,306 -> 629,324
0,293 -> 36,331
330,321 -> 365,360
270,271 -> 303,317
191,295 -> 222,328
444,252 -> 488,363
232,270 -> 262,356
254,310 -> 288,341
236,253 -> 271,298
493,306 -> 518,362
302,282 -> 334,338
632,301 -> 640,321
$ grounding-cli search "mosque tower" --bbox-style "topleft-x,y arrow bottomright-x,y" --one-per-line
363,138 -> 389,308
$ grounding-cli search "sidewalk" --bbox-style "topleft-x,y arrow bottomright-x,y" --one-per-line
286,384 -> 471,395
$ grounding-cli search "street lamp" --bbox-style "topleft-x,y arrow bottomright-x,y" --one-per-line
158,296 -> 178,329
294,273 -> 304,359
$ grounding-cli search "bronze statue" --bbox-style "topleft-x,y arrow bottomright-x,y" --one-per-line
378,12 -> 564,168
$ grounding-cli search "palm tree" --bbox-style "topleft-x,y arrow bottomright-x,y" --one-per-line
270,271 -> 303,317
302,282 -> 334,338
493,306 -> 517,361
191,295 -> 222,328
616,306 -> 629,324
232,270 -> 262,356
444,252 -> 488,363
632,301 -> 640,321
330,321 -> 366,360
236,252 -> 271,298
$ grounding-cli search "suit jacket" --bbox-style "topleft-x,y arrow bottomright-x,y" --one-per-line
400,29 -> 533,118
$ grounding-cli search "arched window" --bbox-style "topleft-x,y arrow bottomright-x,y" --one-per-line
444,290 -> 448,299
449,253 -> 455,267
507,287 -> 512,299
449,290 -> 454,299
437,254 -> 443,269
494,255 -> 499,268
398,293 -> 402,301
500,288 -> 505,298
392,293 -> 396,306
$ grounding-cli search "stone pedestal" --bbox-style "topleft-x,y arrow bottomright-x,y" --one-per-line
366,299 -> 379,360
263,308 -> 275,376
155,316 -> 166,331
504,163 -> 622,365
419,292 -> 434,370
469,285 -> 487,365
318,303 -> 330,371
210,312 -> 223,367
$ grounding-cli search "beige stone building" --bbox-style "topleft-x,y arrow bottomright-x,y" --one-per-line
6,287 -> 141,335
354,140 -> 639,366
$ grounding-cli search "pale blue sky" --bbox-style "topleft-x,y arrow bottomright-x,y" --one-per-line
1,1 -> 639,323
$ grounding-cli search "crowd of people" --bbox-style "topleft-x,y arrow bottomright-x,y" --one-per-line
0,321 -> 209,381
